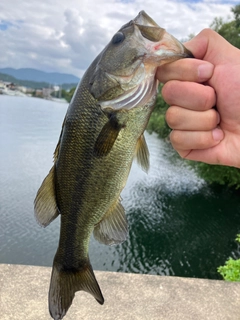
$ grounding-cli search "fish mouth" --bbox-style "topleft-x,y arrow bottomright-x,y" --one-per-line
134,11 -> 193,61
146,31 -> 193,61
133,10 -> 160,27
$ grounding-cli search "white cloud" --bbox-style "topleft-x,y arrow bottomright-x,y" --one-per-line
0,0 -> 235,77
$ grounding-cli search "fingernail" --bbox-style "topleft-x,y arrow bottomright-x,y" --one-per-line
212,128 -> 224,141
198,64 -> 214,82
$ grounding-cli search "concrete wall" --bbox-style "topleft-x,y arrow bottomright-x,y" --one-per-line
0,264 -> 239,320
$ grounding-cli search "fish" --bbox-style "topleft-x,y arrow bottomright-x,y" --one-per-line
34,10 -> 193,320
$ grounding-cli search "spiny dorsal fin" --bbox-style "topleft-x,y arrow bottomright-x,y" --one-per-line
94,119 -> 122,157
34,166 -> 59,227
135,134 -> 150,173
93,198 -> 128,245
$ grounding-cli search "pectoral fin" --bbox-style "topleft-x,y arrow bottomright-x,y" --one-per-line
135,134 -> 150,173
93,198 -> 128,245
34,166 -> 59,227
94,119 -> 122,157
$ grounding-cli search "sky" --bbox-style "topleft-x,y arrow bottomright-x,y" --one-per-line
0,0 -> 238,77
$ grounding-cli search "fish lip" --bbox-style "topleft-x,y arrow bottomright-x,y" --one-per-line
133,10 -> 159,27
132,13 -> 194,60
143,30 -> 194,61
184,48 -> 194,58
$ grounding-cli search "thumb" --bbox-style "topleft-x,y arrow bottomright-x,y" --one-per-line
184,28 -> 236,64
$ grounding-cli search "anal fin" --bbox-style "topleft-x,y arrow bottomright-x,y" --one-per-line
34,165 -> 59,227
93,197 -> 128,245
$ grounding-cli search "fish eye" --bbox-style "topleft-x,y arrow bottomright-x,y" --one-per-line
111,32 -> 125,45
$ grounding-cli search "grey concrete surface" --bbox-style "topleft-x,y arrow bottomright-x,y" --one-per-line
0,264 -> 239,320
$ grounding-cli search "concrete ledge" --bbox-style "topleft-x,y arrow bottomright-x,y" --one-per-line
0,264 -> 239,319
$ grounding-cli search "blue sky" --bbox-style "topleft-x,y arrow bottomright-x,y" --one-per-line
0,0 -> 237,76
0,21 -> 12,31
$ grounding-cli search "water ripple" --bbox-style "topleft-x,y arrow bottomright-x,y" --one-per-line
1,96 -> 240,280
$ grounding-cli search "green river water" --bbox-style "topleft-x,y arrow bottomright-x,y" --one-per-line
0,95 -> 239,279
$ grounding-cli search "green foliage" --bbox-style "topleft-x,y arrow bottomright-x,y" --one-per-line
147,84 -> 171,139
218,235 -> 240,281
210,5 -> 240,49
59,87 -> 76,103
193,163 -> 240,189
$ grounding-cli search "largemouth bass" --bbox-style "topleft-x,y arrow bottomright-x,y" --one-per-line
34,10 -> 192,320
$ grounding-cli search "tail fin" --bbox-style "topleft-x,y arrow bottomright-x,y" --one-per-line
49,260 -> 104,320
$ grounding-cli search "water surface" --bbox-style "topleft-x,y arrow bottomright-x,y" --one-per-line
0,95 -> 239,279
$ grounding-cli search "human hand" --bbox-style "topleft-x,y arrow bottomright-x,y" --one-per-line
156,29 -> 240,168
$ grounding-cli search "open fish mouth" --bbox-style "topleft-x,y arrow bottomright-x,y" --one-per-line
133,11 -> 193,60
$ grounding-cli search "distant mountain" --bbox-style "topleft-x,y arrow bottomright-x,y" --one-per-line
0,72 -> 77,90
0,68 -> 80,85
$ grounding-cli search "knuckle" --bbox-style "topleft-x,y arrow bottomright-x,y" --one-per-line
170,130 -> 183,147
202,87 -> 216,110
165,106 -> 182,129
197,133 -> 213,149
199,28 -> 214,38
170,130 -> 214,150
205,109 -> 219,129
161,82 -> 174,104
165,107 -> 179,128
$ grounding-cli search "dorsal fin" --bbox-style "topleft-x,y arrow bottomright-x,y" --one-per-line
93,197 -> 128,245
135,134 -> 150,172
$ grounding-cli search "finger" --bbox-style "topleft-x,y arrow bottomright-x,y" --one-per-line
170,128 -> 224,151
157,59 -> 214,83
166,107 -> 220,131
177,148 -> 222,165
184,28 -> 239,63
162,81 -> 216,111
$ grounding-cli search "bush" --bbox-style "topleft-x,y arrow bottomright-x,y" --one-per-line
218,235 -> 240,281
193,163 -> 240,190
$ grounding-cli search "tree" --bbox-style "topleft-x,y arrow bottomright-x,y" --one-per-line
211,5 -> 240,48
54,87 -> 76,103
